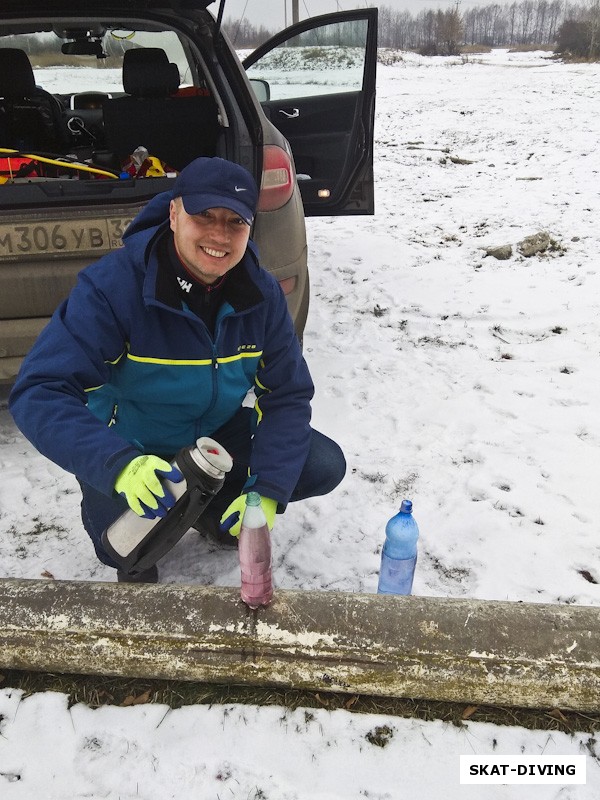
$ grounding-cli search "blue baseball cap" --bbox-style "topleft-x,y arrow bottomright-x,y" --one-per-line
172,157 -> 258,225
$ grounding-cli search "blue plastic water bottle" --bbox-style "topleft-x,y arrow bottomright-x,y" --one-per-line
377,499 -> 419,595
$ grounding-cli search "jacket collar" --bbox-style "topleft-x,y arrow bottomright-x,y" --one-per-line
140,225 -> 264,313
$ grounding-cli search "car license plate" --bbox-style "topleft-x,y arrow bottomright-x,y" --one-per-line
0,217 -> 134,260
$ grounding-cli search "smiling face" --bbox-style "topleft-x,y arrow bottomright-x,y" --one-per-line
169,198 -> 251,285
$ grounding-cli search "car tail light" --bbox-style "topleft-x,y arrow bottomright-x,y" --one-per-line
258,145 -> 294,211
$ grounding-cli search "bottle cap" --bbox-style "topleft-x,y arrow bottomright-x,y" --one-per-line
400,499 -> 413,514
246,492 -> 261,506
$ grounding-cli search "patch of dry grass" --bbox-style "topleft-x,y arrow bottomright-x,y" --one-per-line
460,44 -> 492,54
29,54 -> 122,69
2,670 -> 598,734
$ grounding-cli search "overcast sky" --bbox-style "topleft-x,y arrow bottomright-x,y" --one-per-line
220,0 -> 466,31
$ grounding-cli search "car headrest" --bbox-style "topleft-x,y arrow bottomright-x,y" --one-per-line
122,48 -> 180,98
0,48 -> 37,98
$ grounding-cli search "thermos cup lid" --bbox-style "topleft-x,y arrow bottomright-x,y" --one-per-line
192,437 -> 233,477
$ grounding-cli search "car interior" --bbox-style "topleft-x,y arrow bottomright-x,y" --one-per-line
101,48 -> 220,172
0,28 -> 224,192
0,47 -> 71,154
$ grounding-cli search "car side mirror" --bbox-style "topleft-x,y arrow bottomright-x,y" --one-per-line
249,79 -> 270,103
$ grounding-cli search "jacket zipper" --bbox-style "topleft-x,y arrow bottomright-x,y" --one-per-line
194,312 -> 230,440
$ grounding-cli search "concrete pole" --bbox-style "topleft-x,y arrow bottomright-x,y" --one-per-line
0,579 -> 598,711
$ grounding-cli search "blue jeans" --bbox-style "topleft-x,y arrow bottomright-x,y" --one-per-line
79,408 -> 346,568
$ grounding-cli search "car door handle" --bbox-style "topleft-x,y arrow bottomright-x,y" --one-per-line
279,107 -> 299,119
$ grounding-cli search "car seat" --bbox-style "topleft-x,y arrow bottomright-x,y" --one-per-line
102,47 -> 220,172
0,48 -> 69,153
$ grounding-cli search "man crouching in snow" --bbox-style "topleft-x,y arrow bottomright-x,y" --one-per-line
9,157 -> 345,583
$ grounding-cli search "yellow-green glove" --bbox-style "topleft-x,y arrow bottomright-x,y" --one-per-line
220,494 -> 277,538
114,455 -> 183,518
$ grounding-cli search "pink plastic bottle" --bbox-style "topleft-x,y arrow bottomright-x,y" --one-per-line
238,492 -> 273,608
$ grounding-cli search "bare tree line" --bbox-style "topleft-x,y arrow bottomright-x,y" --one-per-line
224,1 -> 600,55
378,0 -> 596,50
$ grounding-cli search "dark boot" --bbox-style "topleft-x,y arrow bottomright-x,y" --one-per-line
117,565 -> 159,583
193,511 -> 239,548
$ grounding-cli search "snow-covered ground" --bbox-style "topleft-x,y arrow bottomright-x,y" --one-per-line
1,48 -> 599,798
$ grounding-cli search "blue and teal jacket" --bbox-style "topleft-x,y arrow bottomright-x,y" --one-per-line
9,190 -> 314,505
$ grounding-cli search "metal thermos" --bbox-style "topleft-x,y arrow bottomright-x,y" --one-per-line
102,436 -> 232,576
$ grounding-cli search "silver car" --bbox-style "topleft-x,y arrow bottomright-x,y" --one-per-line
0,1 -> 378,382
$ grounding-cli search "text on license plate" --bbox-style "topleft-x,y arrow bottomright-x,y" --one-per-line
0,217 -> 134,259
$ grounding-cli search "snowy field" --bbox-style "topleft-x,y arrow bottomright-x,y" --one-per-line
0,48 -> 599,798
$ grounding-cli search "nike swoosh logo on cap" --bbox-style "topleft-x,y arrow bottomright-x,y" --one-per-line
234,186 -> 247,192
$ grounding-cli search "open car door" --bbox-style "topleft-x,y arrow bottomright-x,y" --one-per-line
243,9 -> 377,216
